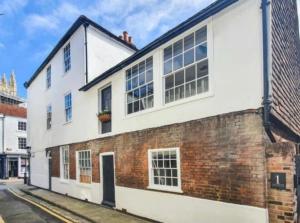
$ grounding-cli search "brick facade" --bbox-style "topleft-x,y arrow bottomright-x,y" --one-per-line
271,0 -> 300,137
49,109 -> 267,208
266,142 -> 297,223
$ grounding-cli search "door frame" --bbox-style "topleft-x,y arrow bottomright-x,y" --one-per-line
99,152 -> 116,206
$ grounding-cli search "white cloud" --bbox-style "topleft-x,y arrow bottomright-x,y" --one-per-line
0,0 -> 28,14
0,42 -> 5,49
23,14 -> 59,34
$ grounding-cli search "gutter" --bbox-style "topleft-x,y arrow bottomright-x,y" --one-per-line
84,23 -> 89,84
261,0 -> 275,142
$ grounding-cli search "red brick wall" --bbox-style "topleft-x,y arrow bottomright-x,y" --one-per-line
271,0 -> 300,137
266,142 -> 297,223
49,109 -> 267,208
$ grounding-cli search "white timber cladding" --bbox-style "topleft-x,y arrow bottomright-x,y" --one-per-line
28,0 -> 267,222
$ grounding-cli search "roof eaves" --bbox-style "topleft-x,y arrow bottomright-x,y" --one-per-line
79,0 -> 239,92
24,15 -> 138,89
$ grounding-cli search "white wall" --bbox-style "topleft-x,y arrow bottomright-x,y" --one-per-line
28,0 -> 267,221
87,26 -> 135,82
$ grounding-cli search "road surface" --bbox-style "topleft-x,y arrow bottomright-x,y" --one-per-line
0,181 -> 63,223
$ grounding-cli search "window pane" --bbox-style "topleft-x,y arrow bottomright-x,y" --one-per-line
164,46 -> 172,61
126,69 -> 131,80
147,96 -> 154,108
133,89 -> 139,100
164,60 -> 172,75
140,86 -> 147,98
172,169 -> 177,177
138,72 -> 145,85
132,65 -> 138,77
175,70 -> 184,86
133,101 -> 139,112
165,89 -> 174,104
185,65 -> 196,82
126,80 -> 131,91
197,60 -> 209,78
165,75 -> 174,90
139,61 -> 145,73
146,69 -> 153,82
173,55 -> 183,71
127,103 -> 133,114
185,81 -> 196,98
140,99 -> 145,111
147,83 -> 153,96
196,26 -> 207,45
175,86 -> 184,100
184,33 -> 194,50
146,57 -> 153,70
184,48 -> 194,66
195,43 -> 207,61
166,169 -> 171,177
173,40 -> 183,56
197,76 -> 209,94
171,160 -> 177,168
132,76 -> 138,89
172,178 -> 178,186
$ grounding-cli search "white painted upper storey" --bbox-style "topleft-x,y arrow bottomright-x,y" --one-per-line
27,0 -> 264,152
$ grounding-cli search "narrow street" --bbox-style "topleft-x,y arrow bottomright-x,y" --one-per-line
0,181 -> 63,223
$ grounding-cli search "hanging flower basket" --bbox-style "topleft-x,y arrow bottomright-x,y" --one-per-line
97,111 -> 111,122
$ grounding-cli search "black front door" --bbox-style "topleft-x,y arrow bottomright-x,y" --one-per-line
102,155 -> 115,207
9,160 -> 18,177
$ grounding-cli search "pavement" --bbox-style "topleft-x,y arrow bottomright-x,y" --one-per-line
8,183 -> 153,223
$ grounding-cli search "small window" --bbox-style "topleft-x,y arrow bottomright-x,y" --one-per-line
163,26 -> 208,104
46,66 -> 51,89
47,105 -> 52,129
18,121 -> 26,131
64,93 -> 72,122
18,137 -> 27,150
126,57 -> 154,114
78,150 -> 92,184
60,145 -> 69,180
148,148 -> 181,192
64,43 -> 71,72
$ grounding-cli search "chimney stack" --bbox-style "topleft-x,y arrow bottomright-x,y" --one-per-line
120,31 -> 133,45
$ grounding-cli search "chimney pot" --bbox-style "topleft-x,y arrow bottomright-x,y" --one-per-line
128,36 -> 132,44
123,31 -> 128,42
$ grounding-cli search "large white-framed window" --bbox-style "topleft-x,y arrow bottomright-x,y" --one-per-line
64,43 -> 71,72
64,93 -> 72,123
163,26 -> 208,104
60,145 -> 69,180
18,121 -> 26,131
46,65 -> 51,89
47,105 -> 52,129
148,148 -> 182,193
126,57 -> 154,114
77,150 -> 92,184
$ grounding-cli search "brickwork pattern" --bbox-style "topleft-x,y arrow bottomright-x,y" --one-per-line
49,110 -> 267,208
266,142 -> 297,223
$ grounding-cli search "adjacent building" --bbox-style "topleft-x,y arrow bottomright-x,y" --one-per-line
0,71 -> 28,179
25,0 -> 300,223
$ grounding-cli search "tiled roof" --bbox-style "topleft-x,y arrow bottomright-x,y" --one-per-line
0,103 -> 27,118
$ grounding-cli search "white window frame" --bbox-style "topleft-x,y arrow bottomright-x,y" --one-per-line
18,121 -> 26,131
63,43 -> 71,73
125,56 -> 154,115
76,150 -> 92,184
64,92 -> 72,123
147,147 -> 182,193
46,105 -> 52,130
46,65 -> 51,89
60,145 -> 69,180
162,25 -> 209,105
18,137 -> 27,150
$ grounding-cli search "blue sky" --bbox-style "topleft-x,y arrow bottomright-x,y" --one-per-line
0,0 -> 299,99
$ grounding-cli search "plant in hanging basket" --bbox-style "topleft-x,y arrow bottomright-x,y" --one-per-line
97,110 -> 111,122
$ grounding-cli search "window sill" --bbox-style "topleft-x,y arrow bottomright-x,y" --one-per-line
147,185 -> 183,194
124,91 -> 213,120
75,181 -> 93,188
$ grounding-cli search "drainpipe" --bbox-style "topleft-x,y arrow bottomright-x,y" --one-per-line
261,0 -> 276,143
84,23 -> 89,84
